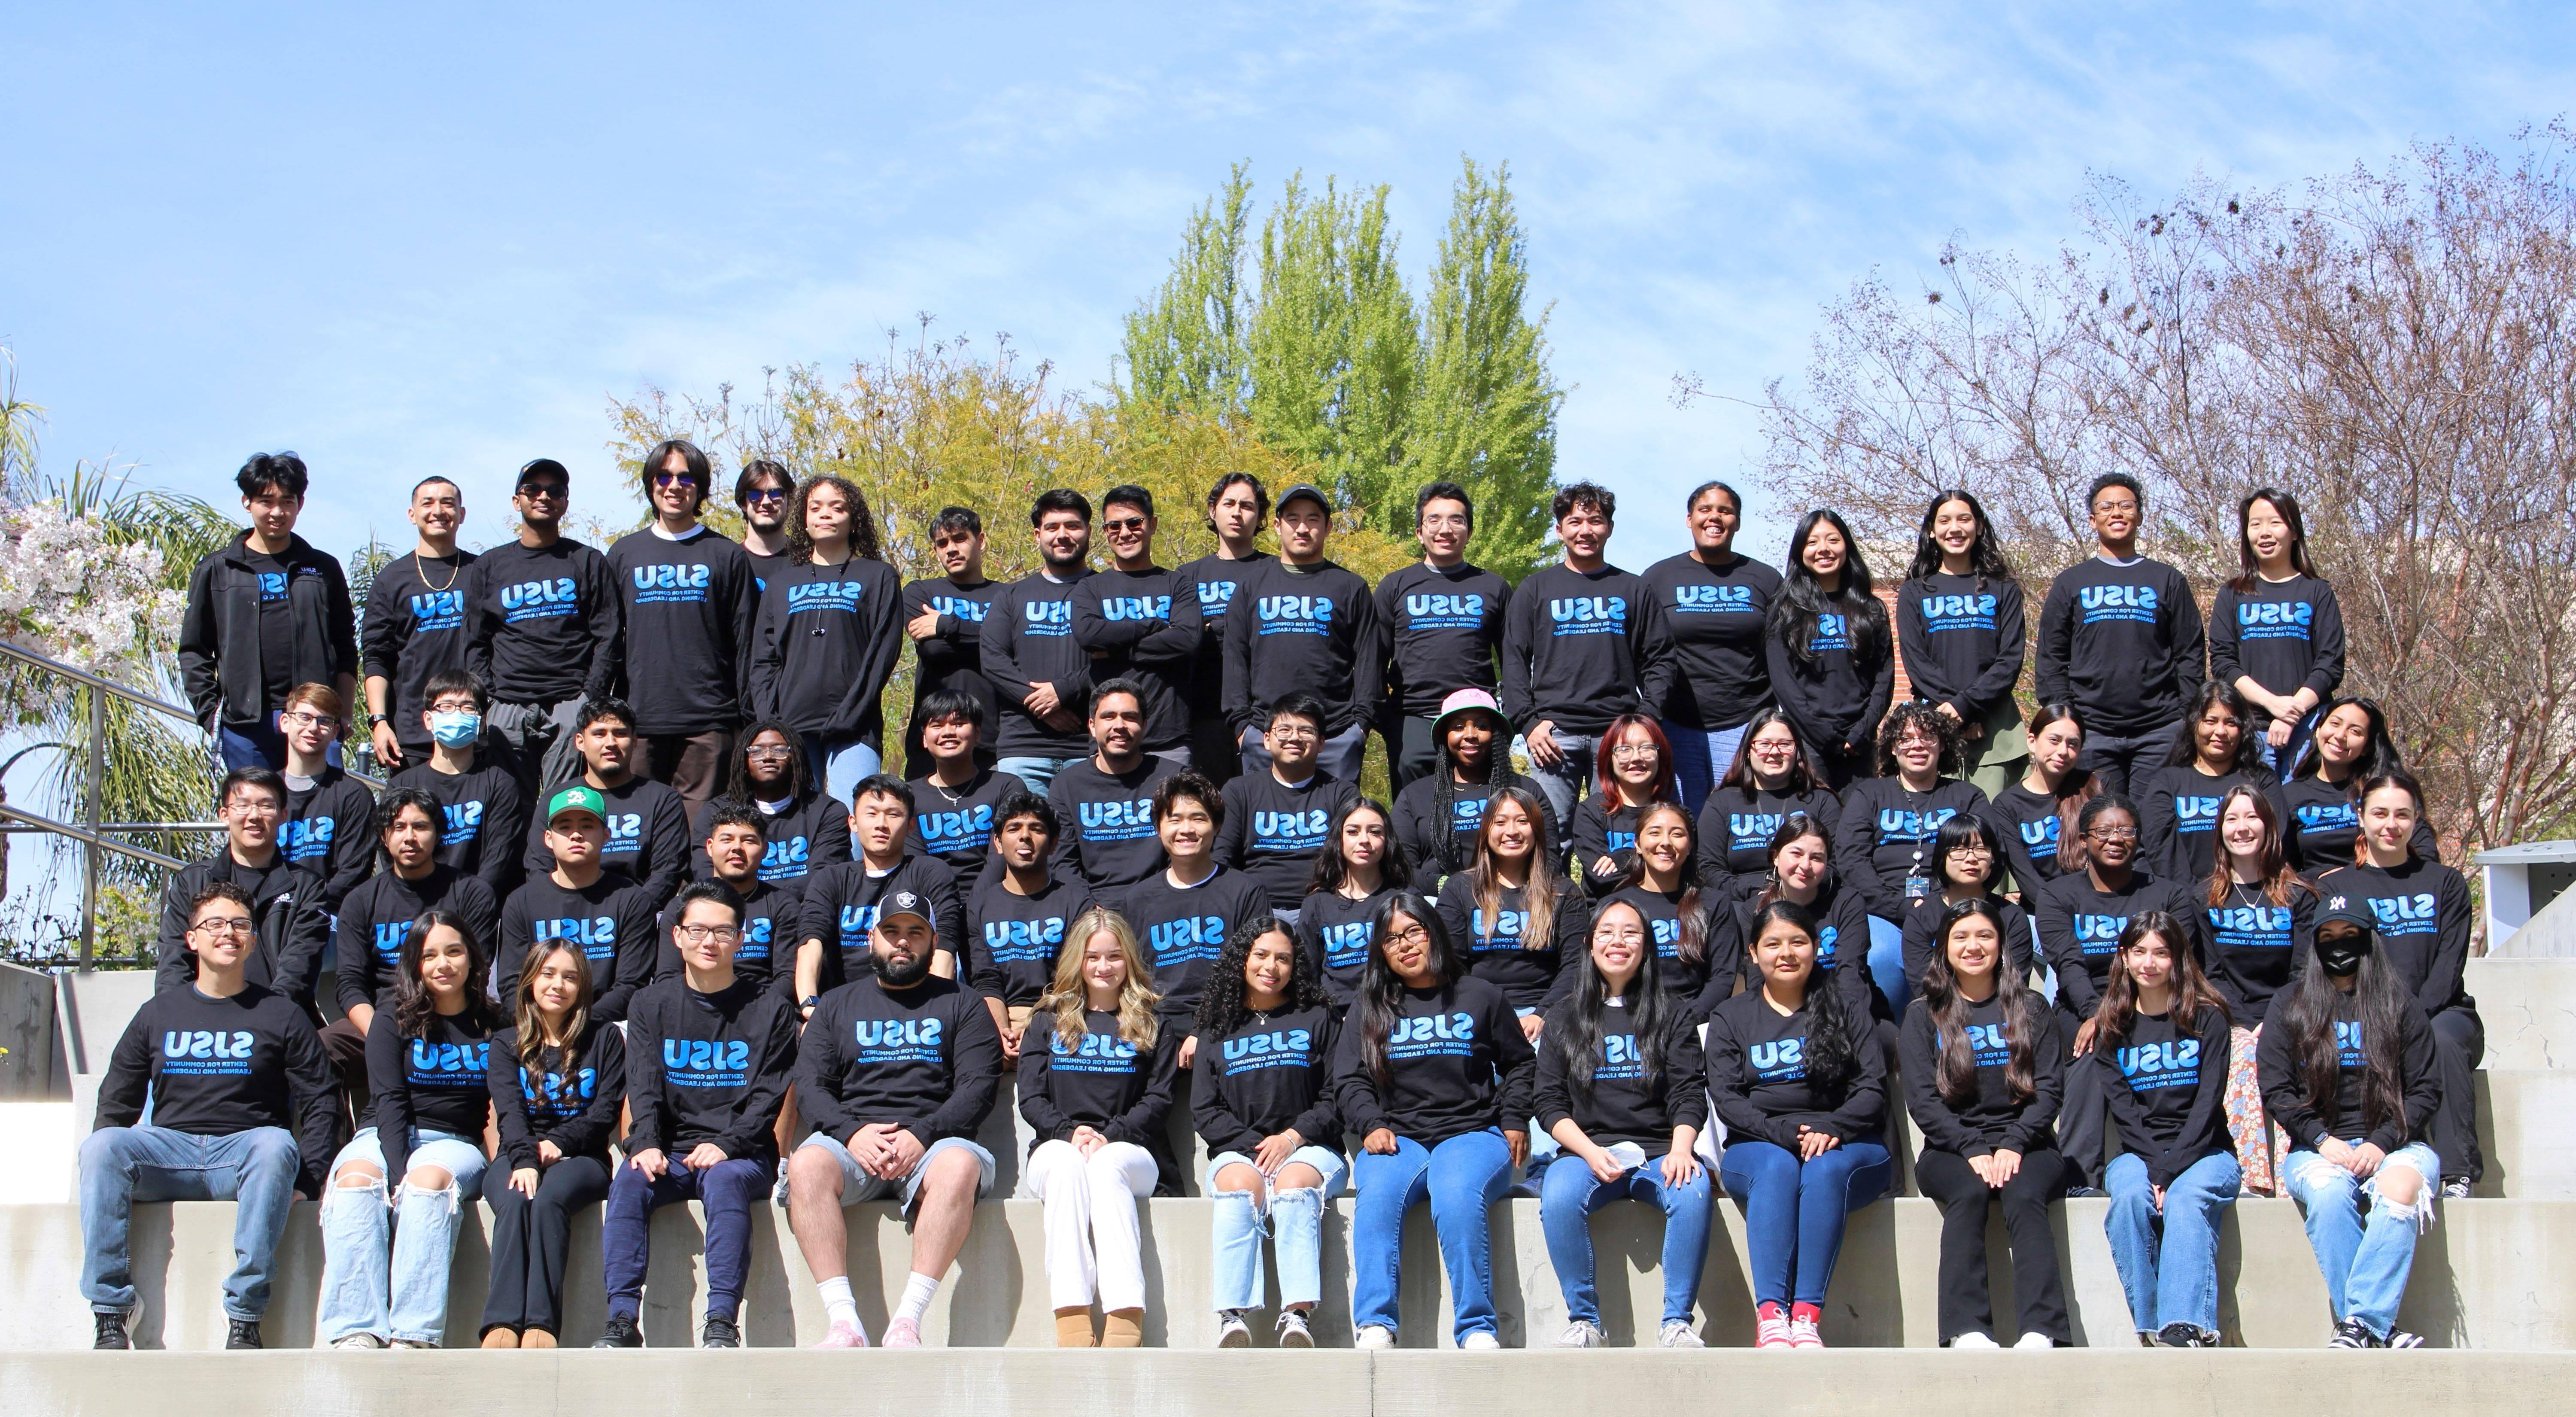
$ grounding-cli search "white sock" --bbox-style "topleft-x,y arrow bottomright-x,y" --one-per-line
818,1276 -> 861,1333
895,1271 -> 941,1324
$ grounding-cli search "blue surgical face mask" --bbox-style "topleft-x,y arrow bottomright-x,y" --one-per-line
429,711 -> 482,748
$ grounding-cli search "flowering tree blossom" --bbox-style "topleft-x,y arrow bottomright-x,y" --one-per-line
0,500 -> 185,721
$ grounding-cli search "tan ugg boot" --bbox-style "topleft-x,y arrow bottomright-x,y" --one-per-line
1056,1308 -> 1098,1348
1102,1309 -> 1145,1348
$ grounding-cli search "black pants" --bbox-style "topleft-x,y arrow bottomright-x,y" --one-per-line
1187,712 -> 1242,786
480,1154 -> 613,1337
1914,1147 -> 2072,1344
2428,1001 -> 2487,1184
2054,1003 -> 2109,1187
1390,714 -> 1441,797
2074,727 -> 2175,800
1807,739 -> 1870,792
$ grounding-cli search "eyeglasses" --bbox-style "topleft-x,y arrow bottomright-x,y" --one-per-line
280,710 -> 338,730
674,924 -> 740,944
744,746 -> 796,762
1947,846 -> 1993,858
1102,516 -> 1148,533
1388,924 -> 1431,947
1593,926 -> 1646,944
1269,725 -> 1320,741
2093,499 -> 2140,514
1609,745 -> 1660,761
189,918 -> 256,939
223,798 -> 282,818
2086,827 -> 2140,842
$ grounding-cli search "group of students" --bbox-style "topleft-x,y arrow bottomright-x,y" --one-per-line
76,447 -> 2476,1353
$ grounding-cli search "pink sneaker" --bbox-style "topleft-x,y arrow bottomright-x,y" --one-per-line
813,1318 -> 869,1349
1755,1303 -> 1793,1350
881,1317 -> 923,1349
1788,1303 -> 1825,1349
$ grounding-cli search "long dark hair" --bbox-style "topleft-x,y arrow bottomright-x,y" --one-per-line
787,472 -> 884,561
2163,681 -> 2274,779
1429,713 -> 1534,879
2091,910 -> 2230,1048
1193,915 -> 1325,1042
1876,699 -> 1963,778
722,716 -> 813,805
2290,695 -> 2405,784
2026,703 -> 2101,875
1614,801 -> 1707,966
1469,785 -> 1561,953
393,907 -> 501,1041
1918,898 -> 2042,1107
2270,931 -> 2409,1140
1768,508 -> 1888,670
1715,707 -> 1824,802
1904,489 -> 2016,588
2229,487 -> 2318,592
1304,797 -> 1409,898
2206,784 -> 2308,908
511,941 -> 595,1073
1744,899 -> 1857,1089
1550,897 -> 1672,1098
1355,891 -> 1466,1088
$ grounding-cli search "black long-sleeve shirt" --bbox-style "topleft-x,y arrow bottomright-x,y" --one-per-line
390,758 -> 526,893
331,865 -> 502,1014
750,556 -> 905,745
368,1010 -> 495,1180
1073,565 -> 1203,751
1374,562 -> 1510,719
900,575 -> 1004,737
487,1021 -> 626,1169
2138,764 -> 2285,885
1502,562 -> 1645,739
1048,754 -> 1179,906
2312,860 -> 2475,1018
1434,873 -> 1587,1013
1707,880 -> 1874,1013
1332,976 -> 1535,1144
1895,574 -> 2026,724
97,982 -> 342,1196
2033,556 -> 2206,739
497,872 -> 663,1023
623,974 -> 800,1159
1533,994 -> 1709,1153
520,774 -> 690,907
1899,994 -> 2063,1159
363,549 -> 479,757
979,570 -> 1096,757
2095,1005 -> 2232,1186
1194,1003 -> 1342,1157
1764,605 -> 1895,758
799,856 -> 967,991
1222,557 -> 1382,736
2281,775 -> 2439,876
153,854 -> 330,1007
1693,787 -> 1841,894
1637,552 -> 1782,730
176,532 -> 359,733
1297,886 -> 1394,1010
1834,778 -> 1993,923
1019,1008 -> 1181,1190
1988,781 -> 2072,893
2203,880 -> 2315,1027
1124,864 -> 1271,1025
2032,869 -> 2203,1017
463,538 -> 619,706
1598,884 -> 1727,1023
796,973 -> 1003,1144
592,527 -> 759,736
1177,550 -> 1272,718
2208,575 -> 2344,727
2256,986 -> 2439,1154
654,877 -> 804,996
1703,986 -> 1887,1147
1391,771 -> 1560,893
1216,769 -> 1360,911
905,769 -> 1019,888
966,874 -> 1094,1005
688,789 -> 851,889
1898,892 -> 2034,994
281,766 -> 377,912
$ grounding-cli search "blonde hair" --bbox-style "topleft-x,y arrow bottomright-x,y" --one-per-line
1039,907 -> 1160,1050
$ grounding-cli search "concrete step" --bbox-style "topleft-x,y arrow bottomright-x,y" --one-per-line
2466,959 -> 2576,1069
6,1195 -> 2568,1353
7,1349 -> 2576,1417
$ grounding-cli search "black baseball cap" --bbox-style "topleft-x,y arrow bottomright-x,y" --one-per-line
879,890 -> 936,929
1276,483 -> 1331,515
516,458 -> 571,490
2316,892 -> 2376,937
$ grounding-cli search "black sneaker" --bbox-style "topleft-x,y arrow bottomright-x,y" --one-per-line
2328,1317 -> 2380,1349
593,1314 -> 644,1349
225,1319 -> 263,1350
2155,1322 -> 2213,1348
2385,1329 -> 2426,1349
2439,1179 -> 2472,1200
701,1316 -> 740,1349
93,1311 -> 130,1350
2065,1186 -> 2106,1198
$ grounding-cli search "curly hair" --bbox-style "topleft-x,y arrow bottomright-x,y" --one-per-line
1192,915 -> 1324,1042
1875,699 -> 1962,778
787,473 -> 884,561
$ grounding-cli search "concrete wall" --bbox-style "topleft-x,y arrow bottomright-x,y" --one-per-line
0,960 -> 58,1097
2471,960 -> 2576,1069
6,1195 -> 2568,1353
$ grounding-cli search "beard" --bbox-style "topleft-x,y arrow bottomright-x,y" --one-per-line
873,946 -> 935,988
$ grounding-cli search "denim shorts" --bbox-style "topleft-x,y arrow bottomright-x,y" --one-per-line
798,1132 -> 996,1212
1204,1144 -> 1349,1198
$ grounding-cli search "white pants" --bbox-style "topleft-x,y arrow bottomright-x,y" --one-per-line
1025,1138 -> 1157,1313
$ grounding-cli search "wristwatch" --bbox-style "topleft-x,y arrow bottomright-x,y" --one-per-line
367,714 -> 389,728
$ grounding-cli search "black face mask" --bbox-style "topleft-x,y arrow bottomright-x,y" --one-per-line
2316,930 -> 2371,979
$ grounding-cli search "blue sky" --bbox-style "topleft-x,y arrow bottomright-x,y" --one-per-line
3,3 -> 2569,567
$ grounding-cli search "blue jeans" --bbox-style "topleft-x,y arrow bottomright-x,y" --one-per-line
802,733 -> 882,809
1539,1152 -> 1713,1326
317,1127 -> 492,1345
603,1155 -> 776,1322
1718,1138 -> 1893,1307
216,715 -> 345,774
1865,915 -> 1909,1017
1349,1128 -> 1514,1341
79,1124 -> 301,1320
2103,1149 -> 2240,1335
2253,706 -> 2321,778
1522,734 -> 1596,829
1664,719 -> 1750,814
995,754 -> 1081,794
1206,1146 -> 1349,1313
2284,1141 -> 2440,1338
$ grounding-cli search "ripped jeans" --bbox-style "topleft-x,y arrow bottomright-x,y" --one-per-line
1206,1146 -> 1349,1313
317,1127 -> 490,1346
2283,1140 -> 2440,1340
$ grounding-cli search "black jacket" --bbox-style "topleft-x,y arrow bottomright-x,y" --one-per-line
153,852 -> 332,1011
178,532 -> 358,731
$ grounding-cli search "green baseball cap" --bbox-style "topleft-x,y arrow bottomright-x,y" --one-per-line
546,785 -> 607,825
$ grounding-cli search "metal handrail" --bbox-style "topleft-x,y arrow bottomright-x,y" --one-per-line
0,800 -> 188,871
0,636 -> 204,724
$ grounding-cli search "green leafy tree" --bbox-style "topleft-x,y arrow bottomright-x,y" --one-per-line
1121,164 -> 1254,422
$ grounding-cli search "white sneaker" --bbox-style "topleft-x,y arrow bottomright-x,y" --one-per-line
333,1334 -> 384,1350
1658,1321 -> 1704,1349
1355,1325 -> 1396,1350
1951,1332 -> 2000,1350
2013,1331 -> 2056,1350
1217,1312 -> 1253,1349
1459,1330 -> 1502,1352
1555,1320 -> 1604,1349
